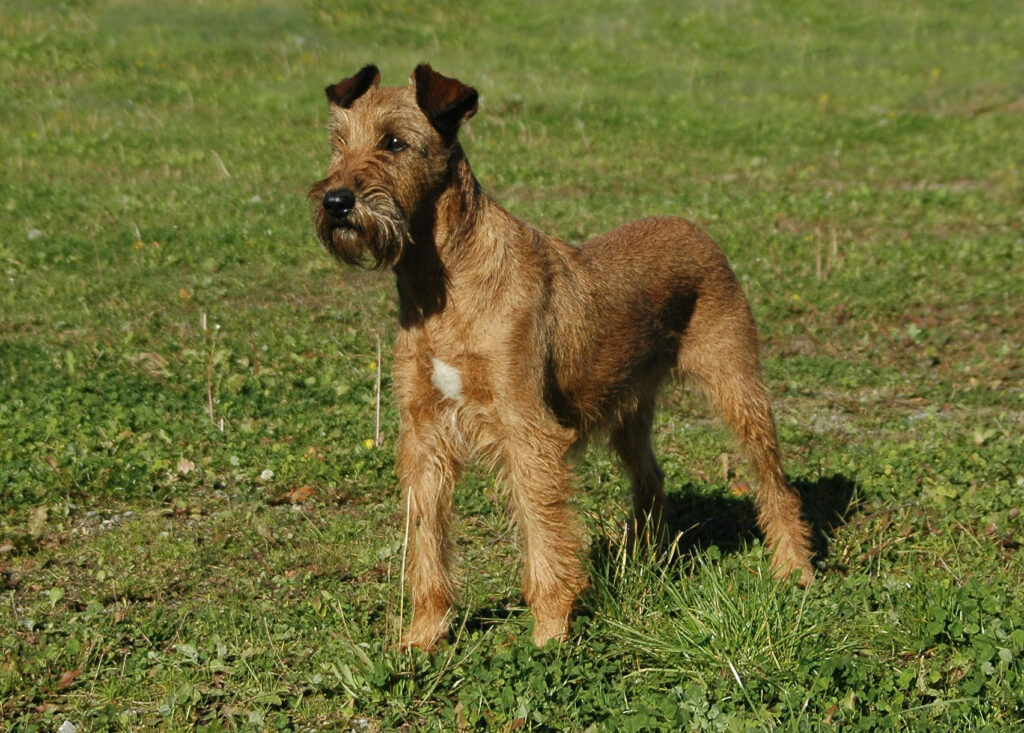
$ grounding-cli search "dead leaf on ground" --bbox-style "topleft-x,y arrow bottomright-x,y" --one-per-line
130,352 -> 170,378
27,506 -> 48,537
56,668 -> 82,689
268,485 -> 316,506
730,482 -> 751,497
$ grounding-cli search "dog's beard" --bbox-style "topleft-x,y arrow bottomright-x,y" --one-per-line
313,189 -> 410,269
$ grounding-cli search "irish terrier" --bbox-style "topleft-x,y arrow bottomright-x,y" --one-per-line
310,65 -> 814,650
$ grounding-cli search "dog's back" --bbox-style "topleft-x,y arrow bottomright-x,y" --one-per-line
543,216 -> 754,433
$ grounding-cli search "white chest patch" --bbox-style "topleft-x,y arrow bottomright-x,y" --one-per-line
430,357 -> 464,401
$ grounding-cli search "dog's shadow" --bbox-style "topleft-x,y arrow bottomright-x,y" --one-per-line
794,473 -> 860,562
656,473 -> 858,563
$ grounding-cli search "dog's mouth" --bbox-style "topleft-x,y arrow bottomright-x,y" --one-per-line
330,220 -> 359,236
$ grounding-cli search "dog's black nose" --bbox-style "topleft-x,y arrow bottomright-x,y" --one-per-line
323,188 -> 356,218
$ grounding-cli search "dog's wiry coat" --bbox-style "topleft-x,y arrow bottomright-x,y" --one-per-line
310,65 -> 815,650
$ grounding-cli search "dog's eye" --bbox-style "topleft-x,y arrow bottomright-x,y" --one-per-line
382,135 -> 408,153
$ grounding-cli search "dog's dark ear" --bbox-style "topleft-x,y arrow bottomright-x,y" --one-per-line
326,65 -> 380,108
413,64 -> 478,143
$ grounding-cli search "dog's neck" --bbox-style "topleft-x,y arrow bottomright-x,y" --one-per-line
433,146 -> 487,248
393,147 -> 524,328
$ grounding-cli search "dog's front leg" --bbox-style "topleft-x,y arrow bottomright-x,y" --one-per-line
499,416 -> 588,647
396,402 -> 462,652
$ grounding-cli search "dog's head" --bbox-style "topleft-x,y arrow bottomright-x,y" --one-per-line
310,65 -> 478,268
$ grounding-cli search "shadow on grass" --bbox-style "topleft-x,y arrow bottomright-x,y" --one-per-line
794,473 -> 860,561
665,473 -> 858,563
584,472 -> 859,575
460,603 -> 522,638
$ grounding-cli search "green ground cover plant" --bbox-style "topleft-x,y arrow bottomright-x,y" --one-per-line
1,0 -> 1022,729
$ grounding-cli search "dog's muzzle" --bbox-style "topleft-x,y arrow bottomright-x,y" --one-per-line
314,184 -> 408,268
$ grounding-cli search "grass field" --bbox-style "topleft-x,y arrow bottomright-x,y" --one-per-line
2,0 -> 1023,729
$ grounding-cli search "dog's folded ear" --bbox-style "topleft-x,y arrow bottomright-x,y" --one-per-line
413,64 -> 478,144
326,65 -> 380,108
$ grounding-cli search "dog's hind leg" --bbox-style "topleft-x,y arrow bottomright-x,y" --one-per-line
678,299 -> 815,586
610,397 -> 668,548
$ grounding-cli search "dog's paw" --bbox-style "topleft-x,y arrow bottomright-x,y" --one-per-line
399,615 -> 449,653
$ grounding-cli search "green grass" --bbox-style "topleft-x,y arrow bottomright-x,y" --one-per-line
2,0 -> 1023,729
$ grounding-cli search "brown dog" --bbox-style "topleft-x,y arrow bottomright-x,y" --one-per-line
310,65 -> 814,650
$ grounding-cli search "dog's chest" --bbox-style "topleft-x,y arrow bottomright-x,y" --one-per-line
429,357 -> 464,401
